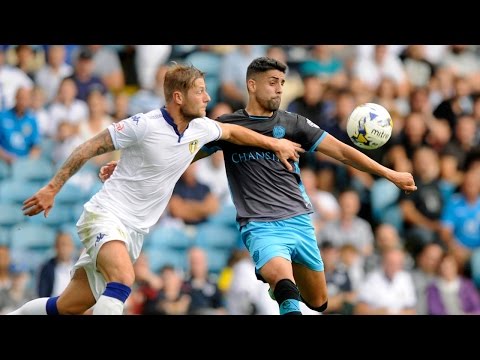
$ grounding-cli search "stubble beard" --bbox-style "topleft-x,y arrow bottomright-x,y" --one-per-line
180,106 -> 205,122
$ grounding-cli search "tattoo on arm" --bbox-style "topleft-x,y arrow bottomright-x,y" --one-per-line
51,129 -> 115,190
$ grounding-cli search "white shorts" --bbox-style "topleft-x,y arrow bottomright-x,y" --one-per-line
71,202 -> 144,300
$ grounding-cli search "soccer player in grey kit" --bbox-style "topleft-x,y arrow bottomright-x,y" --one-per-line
101,57 -> 417,315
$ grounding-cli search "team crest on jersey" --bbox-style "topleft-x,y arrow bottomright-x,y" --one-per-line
273,125 -> 286,139
306,118 -> 319,129
114,122 -> 125,131
189,140 -> 199,154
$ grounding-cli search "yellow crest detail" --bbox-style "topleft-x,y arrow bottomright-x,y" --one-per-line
189,140 -> 199,154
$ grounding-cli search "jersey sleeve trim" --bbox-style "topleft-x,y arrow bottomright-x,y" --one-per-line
213,121 -> 222,141
107,125 -> 120,150
201,144 -> 222,155
309,131 -> 328,152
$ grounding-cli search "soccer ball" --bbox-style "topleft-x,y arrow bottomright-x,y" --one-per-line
346,103 -> 393,150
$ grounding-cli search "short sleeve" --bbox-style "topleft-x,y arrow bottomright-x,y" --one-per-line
203,117 -> 222,143
108,113 -> 149,150
293,114 -> 327,152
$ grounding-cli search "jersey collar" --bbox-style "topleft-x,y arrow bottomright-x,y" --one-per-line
161,107 -> 187,143
242,109 -> 276,120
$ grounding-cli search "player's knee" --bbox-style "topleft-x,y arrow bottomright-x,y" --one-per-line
104,266 -> 135,287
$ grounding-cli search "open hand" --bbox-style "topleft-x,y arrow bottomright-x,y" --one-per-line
273,139 -> 305,171
98,160 -> 118,182
22,185 -> 57,217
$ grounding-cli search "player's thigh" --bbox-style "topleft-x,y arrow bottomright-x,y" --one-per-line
96,240 -> 135,286
57,267 -> 96,315
293,263 -> 328,307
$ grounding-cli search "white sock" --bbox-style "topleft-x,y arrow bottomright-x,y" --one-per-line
8,298 -> 49,315
92,295 -> 125,315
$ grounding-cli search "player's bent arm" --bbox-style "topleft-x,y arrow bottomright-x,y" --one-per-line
23,129 -> 115,217
317,134 -> 417,192
216,122 -> 303,171
49,129 -> 115,192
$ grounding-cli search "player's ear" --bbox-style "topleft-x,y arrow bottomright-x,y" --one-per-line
173,91 -> 183,105
247,78 -> 256,93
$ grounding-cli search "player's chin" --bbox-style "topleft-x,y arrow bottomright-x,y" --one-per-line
269,99 -> 281,110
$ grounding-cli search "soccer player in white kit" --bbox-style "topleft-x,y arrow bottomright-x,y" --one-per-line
8,64 -> 304,315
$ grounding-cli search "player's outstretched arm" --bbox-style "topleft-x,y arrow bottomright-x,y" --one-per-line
217,122 -> 304,171
23,129 -> 115,217
317,133 -> 417,193
98,149 -> 212,183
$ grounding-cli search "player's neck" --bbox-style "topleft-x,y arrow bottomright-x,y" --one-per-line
245,103 -> 273,117
165,105 -> 190,133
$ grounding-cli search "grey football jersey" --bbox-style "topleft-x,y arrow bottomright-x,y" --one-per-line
203,109 -> 326,227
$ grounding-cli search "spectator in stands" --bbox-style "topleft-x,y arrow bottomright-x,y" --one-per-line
0,46 -> 33,112
354,247 -> 417,315
67,49 -> 107,103
411,242 -> 444,315
129,64 -> 167,115
300,167 -> 339,234
111,92 -> 131,123
219,45 -> 265,110
34,45 -> 73,104
0,263 -> 36,314
400,146 -> 444,257
48,77 -> 88,139
320,241 -> 356,315
426,252 -> 480,315
30,86 -> 51,139
168,163 -> 220,226
0,246 -> 12,291
143,264 -> 190,315
225,249 -> 278,315
37,232 -> 76,298
440,170 -> 480,283
319,188 -> 374,258
78,45 -> 125,93
0,87 -> 40,164
125,252 -> 162,315
182,247 -> 226,315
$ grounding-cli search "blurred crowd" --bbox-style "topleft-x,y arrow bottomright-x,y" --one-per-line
1,45 -> 480,315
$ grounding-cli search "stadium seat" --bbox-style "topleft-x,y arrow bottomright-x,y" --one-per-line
0,161 -> 10,181
27,203 -> 74,228
56,183 -> 87,205
146,248 -> 187,273
184,51 -> 221,109
0,226 -> 10,246
146,226 -> 192,250
202,248 -> 230,274
11,158 -> 54,183
59,223 -> 83,249
194,223 -> 239,250
0,180 -> 38,204
9,222 -> 56,251
10,248 -> 55,273
207,204 -> 237,228
0,204 -> 25,227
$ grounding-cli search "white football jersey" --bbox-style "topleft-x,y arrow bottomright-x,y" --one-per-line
87,108 -> 222,234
